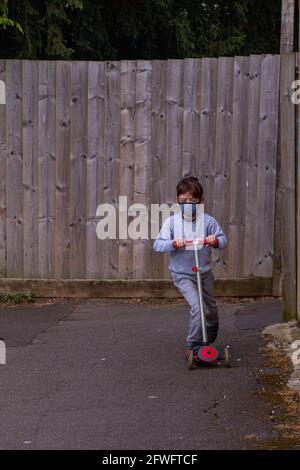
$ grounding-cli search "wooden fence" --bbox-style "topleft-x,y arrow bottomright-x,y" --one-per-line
0,55 -> 289,291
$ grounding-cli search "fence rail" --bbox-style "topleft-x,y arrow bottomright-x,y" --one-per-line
0,55 -> 285,282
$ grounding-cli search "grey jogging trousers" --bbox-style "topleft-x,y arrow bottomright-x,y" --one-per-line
170,270 -> 219,347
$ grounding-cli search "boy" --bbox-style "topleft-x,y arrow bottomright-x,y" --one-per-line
153,176 -> 228,358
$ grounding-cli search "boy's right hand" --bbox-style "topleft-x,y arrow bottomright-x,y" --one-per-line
173,239 -> 187,249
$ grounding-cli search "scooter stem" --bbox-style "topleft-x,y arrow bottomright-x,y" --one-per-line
193,242 -> 208,344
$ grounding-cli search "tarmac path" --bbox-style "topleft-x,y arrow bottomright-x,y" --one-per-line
0,298 -> 282,450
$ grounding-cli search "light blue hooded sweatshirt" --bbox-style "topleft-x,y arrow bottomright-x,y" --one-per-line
153,212 -> 228,275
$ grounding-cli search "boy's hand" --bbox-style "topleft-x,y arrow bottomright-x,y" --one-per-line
173,239 -> 187,249
206,235 -> 219,247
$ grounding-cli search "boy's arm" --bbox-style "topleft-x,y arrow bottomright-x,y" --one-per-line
207,217 -> 228,250
153,217 -> 176,253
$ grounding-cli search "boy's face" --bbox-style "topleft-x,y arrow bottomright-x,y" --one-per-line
176,192 -> 203,204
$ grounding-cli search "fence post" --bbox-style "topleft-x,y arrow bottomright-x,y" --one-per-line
280,53 -> 297,321
297,0 -> 300,327
273,111 -> 283,298
296,54 -> 300,328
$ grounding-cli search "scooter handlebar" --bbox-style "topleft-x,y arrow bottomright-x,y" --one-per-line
185,239 -> 209,246
173,238 -> 219,249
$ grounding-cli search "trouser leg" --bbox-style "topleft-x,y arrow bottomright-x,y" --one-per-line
201,271 -> 219,327
201,271 -> 219,344
171,273 -> 201,347
171,271 -> 219,347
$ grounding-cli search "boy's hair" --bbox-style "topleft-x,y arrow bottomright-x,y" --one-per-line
176,177 -> 204,200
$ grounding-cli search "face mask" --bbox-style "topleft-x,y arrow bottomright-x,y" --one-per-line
179,203 -> 199,218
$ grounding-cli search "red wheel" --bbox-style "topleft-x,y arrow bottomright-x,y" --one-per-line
197,346 -> 219,363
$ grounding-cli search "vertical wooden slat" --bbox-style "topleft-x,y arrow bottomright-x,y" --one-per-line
199,58 -> 218,215
209,59 -> 219,215
182,59 -> 197,178
6,60 -> 23,278
86,61 -> 105,279
244,55 -> 262,278
255,55 -> 281,278
132,60 -> 152,279
166,59 -> 183,204
165,59 -> 184,278
23,60 -> 39,278
227,56 -> 250,278
199,58 -> 210,200
280,0 -> 295,53
70,61 -> 88,279
38,61 -> 56,279
280,53 -> 296,319
103,61 -> 121,279
55,61 -> 71,280
119,60 -> 136,279
213,57 -> 234,279
150,60 -> 167,279
0,60 -> 6,277
195,60 -> 203,177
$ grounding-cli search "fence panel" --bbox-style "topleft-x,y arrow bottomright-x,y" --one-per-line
0,55 -> 286,281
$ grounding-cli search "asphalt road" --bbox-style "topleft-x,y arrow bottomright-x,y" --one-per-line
0,298 -> 282,450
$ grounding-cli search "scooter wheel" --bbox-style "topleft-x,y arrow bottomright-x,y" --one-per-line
224,346 -> 231,368
187,350 -> 194,370
197,346 -> 219,363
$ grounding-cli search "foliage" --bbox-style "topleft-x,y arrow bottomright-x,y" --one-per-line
0,292 -> 35,304
0,0 -> 23,34
0,0 -> 283,60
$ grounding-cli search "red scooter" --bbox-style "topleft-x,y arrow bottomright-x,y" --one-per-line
175,238 -> 231,370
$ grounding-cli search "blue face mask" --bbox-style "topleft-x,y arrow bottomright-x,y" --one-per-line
179,203 -> 199,218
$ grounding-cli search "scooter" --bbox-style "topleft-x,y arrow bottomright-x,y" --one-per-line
182,238 -> 231,370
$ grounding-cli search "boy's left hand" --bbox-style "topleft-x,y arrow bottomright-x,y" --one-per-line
206,235 -> 219,247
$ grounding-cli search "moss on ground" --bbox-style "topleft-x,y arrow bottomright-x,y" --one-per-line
0,292 -> 35,305
253,338 -> 300,450
283,305 -> 297,323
